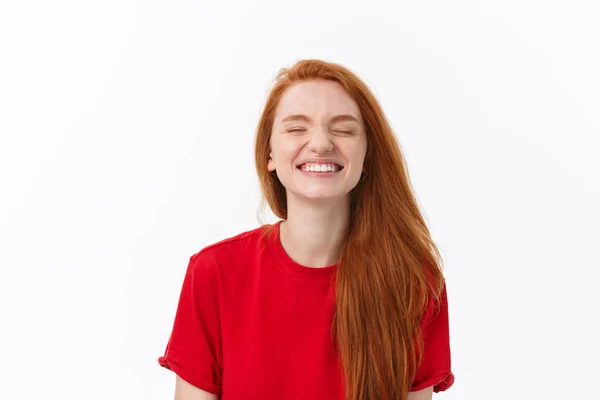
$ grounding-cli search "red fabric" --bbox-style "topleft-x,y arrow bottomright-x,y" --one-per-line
410,279 -> 455,393
158,221 -> 454,398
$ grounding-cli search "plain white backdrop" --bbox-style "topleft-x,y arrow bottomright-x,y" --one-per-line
1,1 -> 598,399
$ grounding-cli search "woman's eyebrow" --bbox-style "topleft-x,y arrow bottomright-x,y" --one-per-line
281,114 -> 360,124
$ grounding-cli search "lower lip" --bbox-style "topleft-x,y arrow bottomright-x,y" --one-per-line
298,168 -> 342,177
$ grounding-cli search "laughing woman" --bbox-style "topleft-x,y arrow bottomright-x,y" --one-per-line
158,59 -> 455,400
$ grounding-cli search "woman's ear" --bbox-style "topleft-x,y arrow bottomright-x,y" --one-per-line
267,152 -> 275,172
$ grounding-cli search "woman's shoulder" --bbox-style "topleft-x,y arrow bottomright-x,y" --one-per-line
183,223 -> 276,281
189,223 -> 273,266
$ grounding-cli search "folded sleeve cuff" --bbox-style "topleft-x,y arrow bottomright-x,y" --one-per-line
158,356 -> 222,396
410,370 -> 455,393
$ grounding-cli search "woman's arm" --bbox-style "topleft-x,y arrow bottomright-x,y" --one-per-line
408,385 -> 433,400
175,376 -> 219,400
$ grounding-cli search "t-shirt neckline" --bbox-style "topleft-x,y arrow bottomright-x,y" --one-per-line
265,220 -> 338,284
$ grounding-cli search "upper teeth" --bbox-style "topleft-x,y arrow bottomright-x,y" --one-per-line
300,163 -> 340,172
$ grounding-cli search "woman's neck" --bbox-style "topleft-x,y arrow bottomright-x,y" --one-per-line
279,195 -> 350,268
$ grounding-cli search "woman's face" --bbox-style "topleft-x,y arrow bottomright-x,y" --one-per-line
268,79 -> 368,201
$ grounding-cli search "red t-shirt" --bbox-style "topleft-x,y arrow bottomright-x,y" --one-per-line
158,221 -> 454,398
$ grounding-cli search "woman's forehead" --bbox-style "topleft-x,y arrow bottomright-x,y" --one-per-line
275,81 -> 362,122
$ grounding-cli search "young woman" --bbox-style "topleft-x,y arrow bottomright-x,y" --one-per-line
158,59 -> 455,400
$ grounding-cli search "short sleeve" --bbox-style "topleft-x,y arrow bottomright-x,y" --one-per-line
157,251 -> 223,395
410,280 -> 455,393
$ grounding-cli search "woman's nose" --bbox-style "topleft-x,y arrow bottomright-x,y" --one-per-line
307,127 -> 334,153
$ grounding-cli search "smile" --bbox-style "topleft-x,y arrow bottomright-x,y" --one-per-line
297,162 -> 343,172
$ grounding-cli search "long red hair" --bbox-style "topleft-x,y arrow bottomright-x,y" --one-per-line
254,59 -> 446,400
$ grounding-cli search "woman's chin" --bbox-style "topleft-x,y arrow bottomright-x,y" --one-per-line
286,186 -> 350,202
299,191 -> 345,201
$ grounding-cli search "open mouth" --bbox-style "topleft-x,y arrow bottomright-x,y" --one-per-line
297,163 -> 344,173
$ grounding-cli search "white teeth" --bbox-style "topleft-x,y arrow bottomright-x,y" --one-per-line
300,163 -> 340,172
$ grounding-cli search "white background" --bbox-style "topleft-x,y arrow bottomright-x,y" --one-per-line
1,1 -> 598,399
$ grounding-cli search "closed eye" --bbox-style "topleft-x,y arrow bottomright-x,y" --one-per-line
287,129 -> 354,134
